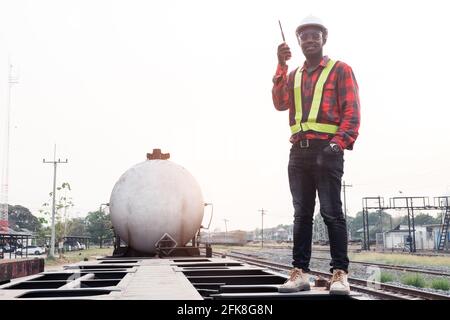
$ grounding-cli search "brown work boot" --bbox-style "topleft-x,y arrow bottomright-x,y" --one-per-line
329,269 -> 350,295
278,267 -> 311,293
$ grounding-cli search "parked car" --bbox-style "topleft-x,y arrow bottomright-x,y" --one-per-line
76,242 -> 86,250
16,246 -> 46,255
1,244 -> 17,253
66,242 -> 86,251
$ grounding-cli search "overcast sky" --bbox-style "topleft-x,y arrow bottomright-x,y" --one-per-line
1,0 -> 449,232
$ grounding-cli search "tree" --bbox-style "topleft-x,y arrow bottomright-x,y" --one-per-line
39,182 -> 75,246
36,225 -> 51,246
349,211 -> 393,240
8,205 -> 42,232
66,218 -> 87,236
85,210 -> 113,248
313,213 -> 328,242
399,213 -> 440,226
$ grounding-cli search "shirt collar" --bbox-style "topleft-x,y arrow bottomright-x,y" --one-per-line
300,55 -> 329,72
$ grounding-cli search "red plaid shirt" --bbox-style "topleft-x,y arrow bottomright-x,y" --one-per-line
272,56 -> 360,150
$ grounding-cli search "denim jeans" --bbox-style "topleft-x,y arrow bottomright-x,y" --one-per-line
288,140 -> 349,273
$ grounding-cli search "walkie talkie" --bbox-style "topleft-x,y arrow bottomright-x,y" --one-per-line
278,20 -> 286,42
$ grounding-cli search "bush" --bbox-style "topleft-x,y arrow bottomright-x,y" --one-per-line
401,274 -> 426,288
380,272 -> 394,283
431,278 -> 450,291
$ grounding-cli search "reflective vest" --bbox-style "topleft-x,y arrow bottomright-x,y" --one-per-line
291,59 -> 339,135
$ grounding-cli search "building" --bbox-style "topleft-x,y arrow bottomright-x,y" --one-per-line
380,224 -> 448,251
425,224 -> 450,250
199,230 -> 248,245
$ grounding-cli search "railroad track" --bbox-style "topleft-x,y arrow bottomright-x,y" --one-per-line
213,251 -> 450,300
244,244 -> 362,253
244,244 -> 450,258
308,255 -> 450,277
229,249 -> 450,277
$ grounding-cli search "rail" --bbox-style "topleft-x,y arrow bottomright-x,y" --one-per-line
214,251 -> 450,300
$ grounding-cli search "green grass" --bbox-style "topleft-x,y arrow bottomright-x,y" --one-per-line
380,272 -> 395,283
44,247 -> 113,267
431,278 -> 450,291
401,274 -> 426,288
349,252 -> 450,268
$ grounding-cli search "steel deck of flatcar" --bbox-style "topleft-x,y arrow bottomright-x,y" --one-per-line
0,256 -> 361,300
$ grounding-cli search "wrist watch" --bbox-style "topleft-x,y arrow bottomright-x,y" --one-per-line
329,143 -> 341,153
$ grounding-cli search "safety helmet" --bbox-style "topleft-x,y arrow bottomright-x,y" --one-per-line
296,15 -> 328,39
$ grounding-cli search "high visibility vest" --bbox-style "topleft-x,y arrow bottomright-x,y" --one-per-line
291,59 -> 339,135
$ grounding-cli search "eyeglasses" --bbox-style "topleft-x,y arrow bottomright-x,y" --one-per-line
297,31 -> 323,41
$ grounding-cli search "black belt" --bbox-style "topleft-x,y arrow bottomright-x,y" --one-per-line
293,139 -> 330,149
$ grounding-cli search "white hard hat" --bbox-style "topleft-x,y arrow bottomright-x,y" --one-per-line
296,15 -> 327,35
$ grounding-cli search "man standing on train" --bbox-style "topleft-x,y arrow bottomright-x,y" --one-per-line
272,15 -> 361,295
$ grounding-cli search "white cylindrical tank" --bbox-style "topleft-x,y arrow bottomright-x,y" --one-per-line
109,159 -> 204,254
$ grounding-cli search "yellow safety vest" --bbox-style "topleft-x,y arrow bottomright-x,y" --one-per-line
291,59 -> 339,135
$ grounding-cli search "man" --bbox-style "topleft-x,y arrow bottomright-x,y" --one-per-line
272,15 -> 360,295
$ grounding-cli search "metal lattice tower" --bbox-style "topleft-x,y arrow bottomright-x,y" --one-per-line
437,197 -> 450,251
0,61 -> 19,232
362,195 -> 450,252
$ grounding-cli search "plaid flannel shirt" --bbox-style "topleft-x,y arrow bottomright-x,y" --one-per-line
272,56 -> 360,150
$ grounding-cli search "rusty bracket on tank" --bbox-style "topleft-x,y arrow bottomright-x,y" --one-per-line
147,149 -> 170,160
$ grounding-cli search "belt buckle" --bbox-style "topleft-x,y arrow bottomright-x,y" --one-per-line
299,139 -> 309,148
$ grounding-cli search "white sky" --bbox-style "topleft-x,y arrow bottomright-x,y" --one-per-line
1,0 -> 449,231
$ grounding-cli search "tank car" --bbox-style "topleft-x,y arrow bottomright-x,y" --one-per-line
109,149 -> 206,256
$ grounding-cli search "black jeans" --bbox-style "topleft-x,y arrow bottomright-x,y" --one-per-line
288,140 -> 349,273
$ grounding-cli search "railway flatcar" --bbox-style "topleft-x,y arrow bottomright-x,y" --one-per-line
0,150 -> 362,301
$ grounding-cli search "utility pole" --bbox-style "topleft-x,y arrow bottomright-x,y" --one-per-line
342,181 -> 352,221
0,61 -> 19,233
378,196 -> 383,234
258,209 -> 267,248
390,214 -> 393,252
342,181 -> 352,240
223,219 -> 228,233
377,196 -> 384,251
43,145 -> 68,258
223,218 -> 229,243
